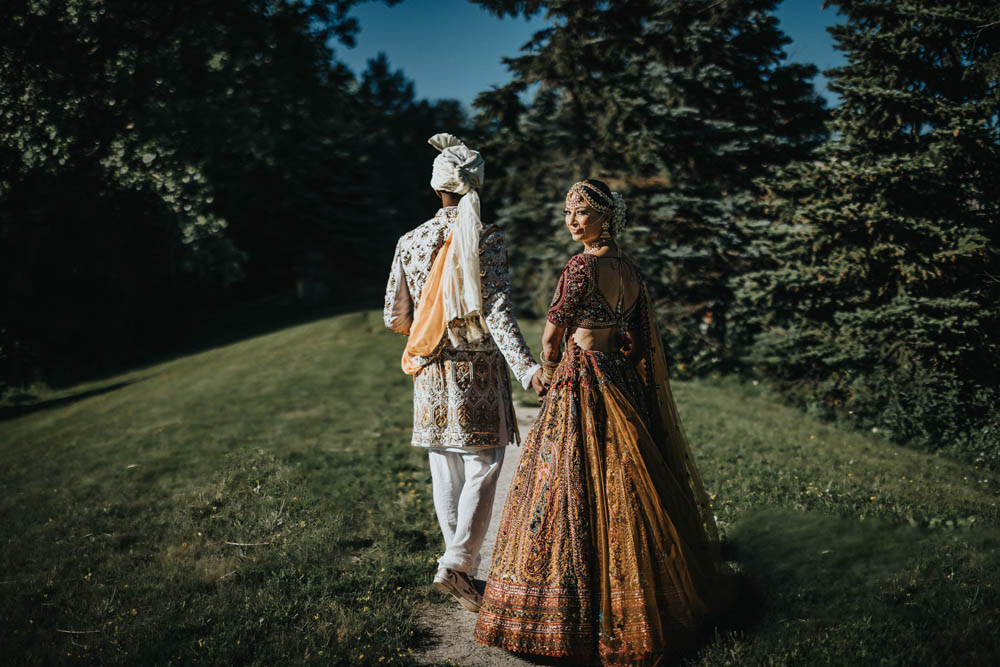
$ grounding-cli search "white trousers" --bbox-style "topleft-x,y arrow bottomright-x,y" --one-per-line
427,447 -> 505,576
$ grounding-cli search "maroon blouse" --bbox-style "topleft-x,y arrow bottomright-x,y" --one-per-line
547,253 -> 640,330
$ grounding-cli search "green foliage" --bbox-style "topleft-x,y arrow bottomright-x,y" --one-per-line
734,0 -> 1000,466
475,0 -> 547,17
470,0 -> 828,377
0,0 -> 459,389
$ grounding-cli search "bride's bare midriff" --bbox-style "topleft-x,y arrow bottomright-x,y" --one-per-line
573,327 -> 618,352
541,255 -> 641,361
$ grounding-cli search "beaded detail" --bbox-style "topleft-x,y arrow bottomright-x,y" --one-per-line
384,207 -> 538,448
566,181 -> 612,212
547,253 -> 639,331
476,282 -> 731,666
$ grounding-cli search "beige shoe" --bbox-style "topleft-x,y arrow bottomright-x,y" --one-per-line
432,567 -> 482,612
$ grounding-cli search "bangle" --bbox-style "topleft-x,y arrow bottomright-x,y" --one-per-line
540,357 -> 560,384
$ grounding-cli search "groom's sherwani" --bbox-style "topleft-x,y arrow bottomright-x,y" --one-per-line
384,206 -> 539,451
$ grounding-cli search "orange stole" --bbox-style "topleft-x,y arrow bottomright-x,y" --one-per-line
401,230 -> 453,376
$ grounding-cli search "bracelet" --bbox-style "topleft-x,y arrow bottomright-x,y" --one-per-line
540,357 -> 560,385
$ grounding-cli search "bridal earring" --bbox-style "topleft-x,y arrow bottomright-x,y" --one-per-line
599,214 -> 614,244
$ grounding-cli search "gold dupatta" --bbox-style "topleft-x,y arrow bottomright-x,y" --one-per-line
591,287 -> 730,664
640,288 -> 722,553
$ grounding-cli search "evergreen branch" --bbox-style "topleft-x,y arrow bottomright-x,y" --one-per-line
696,0 -> 729,14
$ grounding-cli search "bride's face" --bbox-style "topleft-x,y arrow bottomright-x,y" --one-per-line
564,202 -> 605,244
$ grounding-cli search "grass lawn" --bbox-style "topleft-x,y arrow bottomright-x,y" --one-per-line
2,310 -> 998,666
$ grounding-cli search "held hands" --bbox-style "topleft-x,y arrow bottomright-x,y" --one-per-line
531,357 -> 561,402
530,368 -> 547,400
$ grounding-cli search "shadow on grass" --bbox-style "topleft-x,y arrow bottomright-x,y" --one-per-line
0,378 -> 144,421
713,508 -> 1000,663
166,287 -> 383,361
727,508 -> 934,619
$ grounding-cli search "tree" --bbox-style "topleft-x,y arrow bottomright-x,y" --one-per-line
0,0 -> 411,388
351,53 -> 470,285
471,0 -> 827,375
733,0 -> 1000,464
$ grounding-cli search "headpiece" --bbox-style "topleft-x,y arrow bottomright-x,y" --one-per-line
566,181 -> 628,236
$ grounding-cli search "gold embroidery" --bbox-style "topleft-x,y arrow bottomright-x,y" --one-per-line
433,405 -> 448,428
457,405 -> 472,428
454,361 -> 472,391
476,290 -> 731,666
386,208 -> 539,449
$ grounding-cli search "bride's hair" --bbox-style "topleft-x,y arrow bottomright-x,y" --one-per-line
576,179 -> 613,207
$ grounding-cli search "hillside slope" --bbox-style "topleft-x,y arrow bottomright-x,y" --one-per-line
1,310 -> 997,665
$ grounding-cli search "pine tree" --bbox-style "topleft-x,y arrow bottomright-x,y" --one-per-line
472,0 -> 827,375
733,0 -> 1000,463
351,53 -> 470,283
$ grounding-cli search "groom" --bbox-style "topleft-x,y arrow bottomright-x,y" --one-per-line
384,133 -> 542,612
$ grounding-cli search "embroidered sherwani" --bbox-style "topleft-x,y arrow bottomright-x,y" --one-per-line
384,206 -> 539,451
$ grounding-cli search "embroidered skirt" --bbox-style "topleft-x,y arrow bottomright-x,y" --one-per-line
474,343 -> 729,666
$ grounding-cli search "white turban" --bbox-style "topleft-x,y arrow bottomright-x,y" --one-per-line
428,133 -> 486,345
429,132 -> 484,194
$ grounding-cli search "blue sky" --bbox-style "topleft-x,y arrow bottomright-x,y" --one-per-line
335,0 -> 846,108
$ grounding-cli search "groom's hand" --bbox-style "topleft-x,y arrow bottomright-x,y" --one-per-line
530,369 -> 546,399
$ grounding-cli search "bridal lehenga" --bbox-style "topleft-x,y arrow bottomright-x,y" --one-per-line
475,253 -> 732,667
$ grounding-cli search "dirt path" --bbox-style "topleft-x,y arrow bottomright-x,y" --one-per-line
414,403 -> 560,667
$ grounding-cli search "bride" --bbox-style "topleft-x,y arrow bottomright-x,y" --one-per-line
474,179 -> 732,666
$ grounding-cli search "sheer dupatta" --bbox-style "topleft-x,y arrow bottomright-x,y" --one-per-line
587,287 -> 730,665
630,287 -> 724,567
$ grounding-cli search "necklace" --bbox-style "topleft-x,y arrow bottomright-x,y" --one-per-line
583,238 -> 614,255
